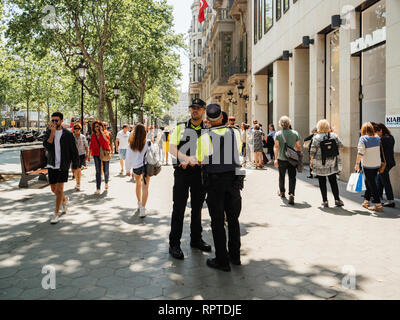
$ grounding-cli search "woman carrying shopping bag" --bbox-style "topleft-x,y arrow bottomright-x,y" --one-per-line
310,120 -> 344,208
355,122 -> 383,212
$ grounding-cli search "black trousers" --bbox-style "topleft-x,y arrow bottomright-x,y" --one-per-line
206,172 -> 242,266
169,167 -> 205,247
278,160 -> 297,196
364,168 -> 381,204
317,174 -> 340,202
377,166 -> 394,201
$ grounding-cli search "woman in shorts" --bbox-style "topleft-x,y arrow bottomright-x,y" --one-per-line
125,124 -> 151,218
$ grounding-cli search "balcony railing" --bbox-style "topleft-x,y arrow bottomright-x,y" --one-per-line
227,58 -> 248,77
216,8 -> 234,22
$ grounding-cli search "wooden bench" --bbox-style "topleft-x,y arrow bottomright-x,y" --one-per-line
19,148 -> 48,188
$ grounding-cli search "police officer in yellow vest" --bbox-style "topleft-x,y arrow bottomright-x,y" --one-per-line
197,104 -> 244,272
168,98 -> 212,260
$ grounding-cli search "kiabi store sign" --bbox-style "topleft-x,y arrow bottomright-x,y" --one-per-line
386,115 -> 400,128
350,27 -> 386,54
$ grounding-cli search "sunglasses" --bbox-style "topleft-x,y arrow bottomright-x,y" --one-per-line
74,127 -> 80,130
51,119 -> 59,123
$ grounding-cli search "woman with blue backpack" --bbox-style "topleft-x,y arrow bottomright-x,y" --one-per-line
310,119 -> 344,208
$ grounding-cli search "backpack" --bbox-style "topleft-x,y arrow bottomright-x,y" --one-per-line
320,132 -> 339,165
143,141 -> 162,177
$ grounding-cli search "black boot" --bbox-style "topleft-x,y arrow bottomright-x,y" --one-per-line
190,239 -> 212,252
206,258 -> 231,272
169,245 -> 184,260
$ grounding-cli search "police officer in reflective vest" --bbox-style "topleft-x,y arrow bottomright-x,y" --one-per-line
168,98 -> 212,260
198,104 -> 244,272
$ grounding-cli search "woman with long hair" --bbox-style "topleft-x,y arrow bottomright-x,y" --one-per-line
125,124 -> 151,218
355,122 -> 383,212
89,120 -> 111,195
373,122 -> 396,208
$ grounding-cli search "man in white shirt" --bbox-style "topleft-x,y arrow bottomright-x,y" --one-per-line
116,124 -> 130,174
44,112 -> 79,224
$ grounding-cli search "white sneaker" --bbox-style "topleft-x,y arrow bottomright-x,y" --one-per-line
75,185 -> 80,191
62,197 -> 69,214
137,201 -> 142,209
50,214 -> 60,224
139,207 -> 146,218
120,169 -> 124,175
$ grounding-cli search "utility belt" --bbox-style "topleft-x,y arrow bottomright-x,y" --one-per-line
201,169 -> 245,191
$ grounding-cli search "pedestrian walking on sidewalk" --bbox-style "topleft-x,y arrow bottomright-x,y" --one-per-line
372,122 -> 396,208
72,123 -> 89,191
89,120 -> 111,195
125,124 -> 151,218
310,120 -> 344,208
116,124 -> 130,175
197,104 -> 244,272
355,122 -> 383,212
162,128 -> 170,166
266,124 -> 276,164
274,116 -> 302,205
168,98 -> 212,260
44,112 -> 79,224
253,124 -> 265,169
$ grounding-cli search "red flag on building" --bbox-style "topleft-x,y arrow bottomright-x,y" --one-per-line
198,0 -> 209,23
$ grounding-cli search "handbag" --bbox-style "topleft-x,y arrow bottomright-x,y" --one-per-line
143,141 -> 162,178
280,131 -> 299,166
95,134 -> 111,162
303,140 -> 311,149
379,144 -> 386,174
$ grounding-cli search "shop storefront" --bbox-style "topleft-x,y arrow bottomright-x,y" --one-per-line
352,0 -> 387,125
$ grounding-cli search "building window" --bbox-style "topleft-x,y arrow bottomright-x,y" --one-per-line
283,0 -> 289,12
264,0 -> 273,34
198,65 -> 202,82
193,64 -> 196,82
198,39 -> 202,57
222,33 -> 233,80
193,40 -> 196,57
276,0 -> 281,21
254,0 -> 258,44
361,0 -> 387,124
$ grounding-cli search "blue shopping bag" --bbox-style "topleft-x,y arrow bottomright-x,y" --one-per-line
355,172 -> 364,193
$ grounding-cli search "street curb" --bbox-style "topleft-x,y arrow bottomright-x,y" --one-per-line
0,142 -> 43,149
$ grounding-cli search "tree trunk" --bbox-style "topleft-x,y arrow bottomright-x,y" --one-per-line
98,68 -> 106,121
105,98 -> 116,142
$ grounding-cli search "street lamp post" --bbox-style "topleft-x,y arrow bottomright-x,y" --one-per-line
130,97 -> 135,125
113,84 -> 120,136
78,60 -> 87,133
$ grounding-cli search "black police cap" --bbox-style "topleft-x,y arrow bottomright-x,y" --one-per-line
189,98 -> 206,109
206,104 -> 222,122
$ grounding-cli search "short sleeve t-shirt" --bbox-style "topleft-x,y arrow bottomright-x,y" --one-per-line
275,129 -> 300,161
47,129 -> 63,169
117,130 -> 130,150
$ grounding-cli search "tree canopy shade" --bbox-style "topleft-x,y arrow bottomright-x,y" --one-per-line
4,0 -> 184,136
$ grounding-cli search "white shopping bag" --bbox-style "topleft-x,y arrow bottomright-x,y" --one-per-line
346,172 -> 366,193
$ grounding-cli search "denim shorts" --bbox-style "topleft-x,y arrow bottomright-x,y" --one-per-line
119,149 -> 127,160
133,166 -> 145,176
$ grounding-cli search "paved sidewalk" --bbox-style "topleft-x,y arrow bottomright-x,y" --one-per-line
0,156 -> 399,300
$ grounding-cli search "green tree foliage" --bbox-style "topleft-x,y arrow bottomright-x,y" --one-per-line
5,0 -> 184,138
